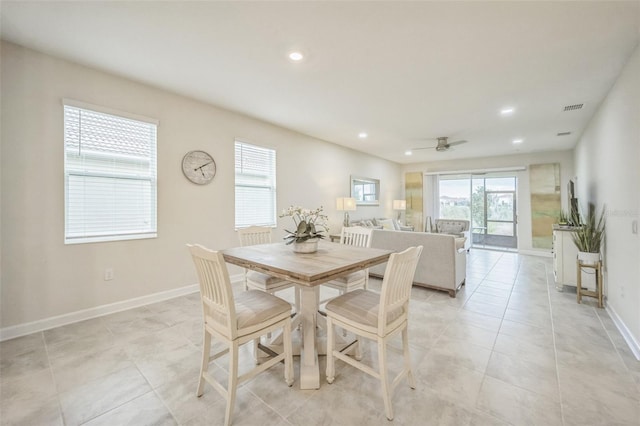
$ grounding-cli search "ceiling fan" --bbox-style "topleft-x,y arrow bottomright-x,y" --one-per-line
411,136 -> 468,153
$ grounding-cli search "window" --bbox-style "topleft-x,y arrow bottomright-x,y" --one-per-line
235,141 -> 276,228
439,176 -> 471,220
64,101 -> 157,244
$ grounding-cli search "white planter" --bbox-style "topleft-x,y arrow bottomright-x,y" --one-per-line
292,239 -> 319,254
578,251 -> 600,265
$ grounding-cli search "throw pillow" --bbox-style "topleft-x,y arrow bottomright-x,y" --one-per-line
377,219 -> 395,230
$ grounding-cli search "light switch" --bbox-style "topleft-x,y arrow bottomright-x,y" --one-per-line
633,220 -> 638,235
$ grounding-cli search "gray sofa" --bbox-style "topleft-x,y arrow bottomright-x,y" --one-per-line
349,217 -> 413,231
368,229 -> 466,297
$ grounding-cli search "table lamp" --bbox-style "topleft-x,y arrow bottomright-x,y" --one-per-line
336,197 -> 357,227
393,199 -> 406,221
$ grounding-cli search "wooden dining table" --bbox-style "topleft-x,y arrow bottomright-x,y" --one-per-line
222,239 -> 392,389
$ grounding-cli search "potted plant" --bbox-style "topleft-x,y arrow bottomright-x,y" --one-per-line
279,205 -> 329,253
557,209 -> 571,226
570,203 -> 606,265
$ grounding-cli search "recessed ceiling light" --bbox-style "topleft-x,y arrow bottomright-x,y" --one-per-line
512,139 -> 523,144
404,150 -> 413,156
500,107 -> 515,115
288,51 -> 304,61
358,132 -> 368,139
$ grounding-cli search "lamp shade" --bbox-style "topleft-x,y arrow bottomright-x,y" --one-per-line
393,199 -> 407,211
336,197 -> 357,211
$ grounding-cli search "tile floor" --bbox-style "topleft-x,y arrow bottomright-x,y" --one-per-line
1,250 -> 639,425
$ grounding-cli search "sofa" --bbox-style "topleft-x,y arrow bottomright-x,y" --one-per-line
349,217 -> 413,232
368,229 -> 466,297
432,219 -> 471,251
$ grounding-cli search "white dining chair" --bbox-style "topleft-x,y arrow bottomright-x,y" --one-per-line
187,244 -> 294,426
237,226 -> 300,311
325,245 -> 423,421
323,226 -> 373,294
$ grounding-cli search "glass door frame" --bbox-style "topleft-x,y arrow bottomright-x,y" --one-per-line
483,190 -> 517,239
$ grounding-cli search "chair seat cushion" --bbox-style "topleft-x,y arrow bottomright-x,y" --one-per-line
332,270 -> 366,284
246,271 -> 291,291
325,289 -> 403,328
233,290 -> 292,332
323,270 -> 366,291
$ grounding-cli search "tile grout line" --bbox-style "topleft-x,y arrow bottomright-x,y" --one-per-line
42,331 -> 67,426
545,261 -> 567,426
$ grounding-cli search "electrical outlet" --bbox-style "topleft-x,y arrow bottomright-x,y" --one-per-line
104,268 -> 114,281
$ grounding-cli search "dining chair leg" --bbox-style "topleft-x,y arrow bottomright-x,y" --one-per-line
283,319 -> 294,386
225,341 -> 239,426
326,317 -> 336,384
354,338 -> 362,361
402,326 -> 416,389
378,338 -> 393,420
197,329 -> 211,397
253,338 -> 261,364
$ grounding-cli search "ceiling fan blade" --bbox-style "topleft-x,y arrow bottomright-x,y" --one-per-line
410,145 -> 437,151
447,139 -> 468,147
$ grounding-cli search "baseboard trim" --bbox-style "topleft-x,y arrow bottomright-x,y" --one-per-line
606,304 -> 640,361
0,284 -> 204,342
518,249 -> 552,258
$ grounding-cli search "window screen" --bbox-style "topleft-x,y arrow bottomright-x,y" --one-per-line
235,141 -> 276,228
64,101 -> 158,244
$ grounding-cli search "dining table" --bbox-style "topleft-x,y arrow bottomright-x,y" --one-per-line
222,239 -> 392,389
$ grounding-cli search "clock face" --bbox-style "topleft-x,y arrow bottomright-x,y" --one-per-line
182,150 -> 216,185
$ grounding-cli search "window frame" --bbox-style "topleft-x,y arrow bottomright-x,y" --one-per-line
63,99 -> 158,244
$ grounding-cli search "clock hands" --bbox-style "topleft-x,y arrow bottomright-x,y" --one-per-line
193,161 -> 213,177
193,161 -> 213,173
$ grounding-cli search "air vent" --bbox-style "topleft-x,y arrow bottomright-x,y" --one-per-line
563,104 -> 584,111
557,131 -> 572,136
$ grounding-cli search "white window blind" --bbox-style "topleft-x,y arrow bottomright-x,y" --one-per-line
235,141 -> 276,228
64,102 -> 157,244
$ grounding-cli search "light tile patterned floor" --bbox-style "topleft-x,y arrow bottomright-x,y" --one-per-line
1,250 -> 639,425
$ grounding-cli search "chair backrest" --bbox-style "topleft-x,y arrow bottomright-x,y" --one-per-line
340,226 -> 373,248
187,244 -> 238,340
238,226 -> 273,247
378,245 -> 423,335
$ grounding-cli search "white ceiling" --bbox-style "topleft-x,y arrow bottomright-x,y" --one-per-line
2,1 -> 639,164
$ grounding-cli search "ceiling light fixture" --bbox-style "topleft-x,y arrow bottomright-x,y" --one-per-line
288,51 -> 304,61
404,150 -> 413,156
512,139 -> 523,144
358,132 -> 368,139
500,107 -> 515,115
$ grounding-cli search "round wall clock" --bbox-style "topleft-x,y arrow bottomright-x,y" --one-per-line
182,150 -> 216,185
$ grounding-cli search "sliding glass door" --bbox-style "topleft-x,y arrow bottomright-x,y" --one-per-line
439,174 -> 517,250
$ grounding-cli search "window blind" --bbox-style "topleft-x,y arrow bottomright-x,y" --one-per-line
235,141 -> 276,228
64,103 -> 157,244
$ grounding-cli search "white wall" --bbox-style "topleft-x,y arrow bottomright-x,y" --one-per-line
0,42 -> 402,328
402,151 -> 574,254
574,43 -> 640,352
